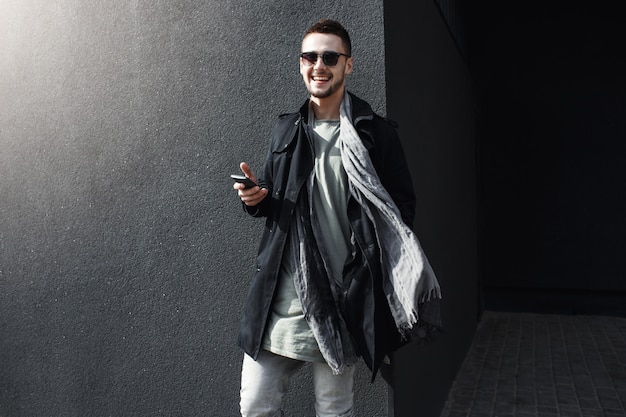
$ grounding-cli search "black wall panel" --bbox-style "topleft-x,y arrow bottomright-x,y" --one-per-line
469,2 -> 626,313
385,1 -> 479,416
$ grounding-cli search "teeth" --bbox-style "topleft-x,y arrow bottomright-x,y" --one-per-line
313,76 -> 330,81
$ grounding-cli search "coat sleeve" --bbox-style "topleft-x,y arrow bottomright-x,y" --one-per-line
241,112 -> 301,218
372,117 -> 417,229
241,144 -> 274,218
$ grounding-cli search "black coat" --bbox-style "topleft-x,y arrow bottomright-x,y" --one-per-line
238,93 -> 417,380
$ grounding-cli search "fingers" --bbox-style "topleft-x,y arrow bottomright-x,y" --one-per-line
239,162 -> 258,183
238,187 -> 268,206
234,162 -> 267,206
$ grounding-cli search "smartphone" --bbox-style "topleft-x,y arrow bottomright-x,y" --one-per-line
230,174 -> 258,189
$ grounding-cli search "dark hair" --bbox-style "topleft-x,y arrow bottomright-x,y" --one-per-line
304,19 -> 352,56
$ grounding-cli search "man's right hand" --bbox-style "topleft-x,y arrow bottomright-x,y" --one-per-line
233,162 -> 268,206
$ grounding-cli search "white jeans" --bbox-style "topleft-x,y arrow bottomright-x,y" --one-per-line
240,350 -> 355,417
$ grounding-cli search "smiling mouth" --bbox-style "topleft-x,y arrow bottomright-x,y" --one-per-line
312,75 -> 331,82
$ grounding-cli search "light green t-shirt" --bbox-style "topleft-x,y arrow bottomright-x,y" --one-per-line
261,119 -> 350,362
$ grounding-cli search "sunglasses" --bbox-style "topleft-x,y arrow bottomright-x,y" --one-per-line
300,51 -> 351,67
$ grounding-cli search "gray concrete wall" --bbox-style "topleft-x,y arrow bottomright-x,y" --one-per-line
384,1 -> 479,416
0,1 -> 389,416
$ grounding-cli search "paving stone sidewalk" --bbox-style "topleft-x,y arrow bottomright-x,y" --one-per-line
440,311 -> 626,417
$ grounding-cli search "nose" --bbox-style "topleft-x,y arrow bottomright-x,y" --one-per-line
313,56 -> 327,69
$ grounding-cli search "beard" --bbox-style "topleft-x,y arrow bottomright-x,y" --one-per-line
307,73 -> 345,99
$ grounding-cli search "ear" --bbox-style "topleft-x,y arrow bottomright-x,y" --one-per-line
299,57 -> 306,76
344,57 -> 353,75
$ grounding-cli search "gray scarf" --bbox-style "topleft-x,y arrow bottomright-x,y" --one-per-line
339,93 -> 441,335
290,185 -> 358,375
291,93 -> 441,374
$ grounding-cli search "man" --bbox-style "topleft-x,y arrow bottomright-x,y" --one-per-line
233,19 -> 441,417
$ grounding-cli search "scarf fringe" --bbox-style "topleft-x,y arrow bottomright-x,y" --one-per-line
305,313 -> 355,375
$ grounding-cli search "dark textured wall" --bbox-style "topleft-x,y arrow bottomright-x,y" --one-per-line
469,2 -> 626,314
385,1 -> 478,416
0,1 -> 390,415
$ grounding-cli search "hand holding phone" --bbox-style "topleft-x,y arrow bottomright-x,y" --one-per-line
233,162 -> 267,206
231,174 -> 258,189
